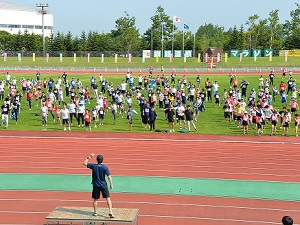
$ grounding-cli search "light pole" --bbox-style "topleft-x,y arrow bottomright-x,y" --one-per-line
36,3 -> 49,57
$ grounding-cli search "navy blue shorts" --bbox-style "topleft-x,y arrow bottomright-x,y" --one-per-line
92,186 -> 110,199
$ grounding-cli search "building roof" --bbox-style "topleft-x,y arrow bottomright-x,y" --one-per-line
0,1 -> 35,12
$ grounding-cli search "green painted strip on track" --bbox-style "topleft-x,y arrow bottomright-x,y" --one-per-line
1,173 -> 300,201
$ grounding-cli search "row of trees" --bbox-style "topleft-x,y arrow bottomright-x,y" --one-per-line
1,4 -> 300,55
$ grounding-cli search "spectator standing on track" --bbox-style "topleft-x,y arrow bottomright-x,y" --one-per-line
83,153 -> 114,218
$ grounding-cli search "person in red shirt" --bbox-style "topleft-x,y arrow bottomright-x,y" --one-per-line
85,86 -> 91,104
270,110 -> 280,136
54,105 -> 61,125
156,75 -> 161,87
45,97 -> 55,121
290,99 -> 299,115
256,113 -> 263,136
33,88 -> 40,107
103,97 -> 108,113
279,81 -> 286,94
27,91 -> 33,110
43,78 -> 47,89
232,75 -> 238,90
84,109 -> 91,132
241,111 -> 250,135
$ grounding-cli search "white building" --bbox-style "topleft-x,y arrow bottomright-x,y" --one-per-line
0,1 -> 53,36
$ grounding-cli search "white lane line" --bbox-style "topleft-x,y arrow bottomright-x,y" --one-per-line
0,198 -> 299,213
0,135 -> 299,145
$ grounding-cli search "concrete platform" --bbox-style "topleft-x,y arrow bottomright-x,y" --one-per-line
46,206 -> 139,225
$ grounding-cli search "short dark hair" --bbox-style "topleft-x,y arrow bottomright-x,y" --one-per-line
96,155 -> 103,163
282,216 -> 293,225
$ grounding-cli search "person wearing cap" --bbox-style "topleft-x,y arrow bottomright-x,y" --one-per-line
83,154 -> 114,218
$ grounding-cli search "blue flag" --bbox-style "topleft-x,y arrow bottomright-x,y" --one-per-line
184,24 -> 189,30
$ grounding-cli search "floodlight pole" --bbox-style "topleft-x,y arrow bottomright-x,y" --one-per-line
36,3 -> 49,57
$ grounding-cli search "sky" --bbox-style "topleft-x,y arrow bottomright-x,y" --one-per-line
2,0 -> 299,36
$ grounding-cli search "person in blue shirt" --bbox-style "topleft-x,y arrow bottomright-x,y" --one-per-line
83,153 -> 114,218
142,102 -> 151,128
127,106 -> 137,131
90,76 -> 96,87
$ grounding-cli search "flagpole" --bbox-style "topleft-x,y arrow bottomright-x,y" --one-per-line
161,23 -> 163,58
151,25 -> 153,57
172,20 -> 174,57
182,24 -> 185,56
193,22 -> 196,57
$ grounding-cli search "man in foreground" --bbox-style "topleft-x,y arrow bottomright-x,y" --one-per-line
83,153 -> 114,218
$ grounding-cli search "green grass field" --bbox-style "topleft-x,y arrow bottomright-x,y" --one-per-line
1,70 -> 299,136
0,56 -> 300,70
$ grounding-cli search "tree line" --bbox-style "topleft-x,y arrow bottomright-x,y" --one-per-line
0,4 -> 300,56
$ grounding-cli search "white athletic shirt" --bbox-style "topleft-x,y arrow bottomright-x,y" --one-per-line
68,103 -> 76,113
60,108 -> 70,119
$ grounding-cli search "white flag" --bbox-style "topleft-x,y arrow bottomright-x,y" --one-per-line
173,15 -> 180,23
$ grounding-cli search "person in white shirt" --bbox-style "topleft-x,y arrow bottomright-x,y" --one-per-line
61,104 -> 71,131
40,102 -> 48,127
5,72 -> 10,86
213,81 -> 220,96
67,99 -> 77,125
77,98 -> 86,127
0,81 -> 4,100
176,102 -> 186,129
121,80 -> 127,94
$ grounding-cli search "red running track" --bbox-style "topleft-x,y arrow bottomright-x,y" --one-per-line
0,131 -> 300,225
1,190 -> 300,225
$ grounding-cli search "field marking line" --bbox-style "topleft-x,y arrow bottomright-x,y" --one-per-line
0,135 -> 300,145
